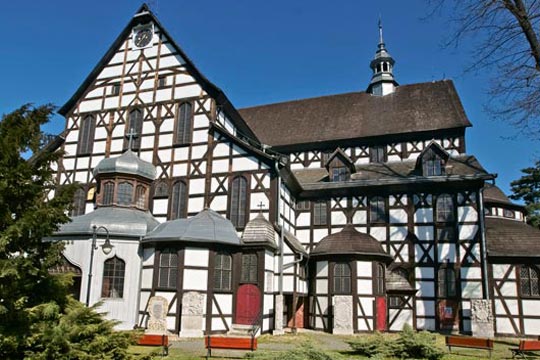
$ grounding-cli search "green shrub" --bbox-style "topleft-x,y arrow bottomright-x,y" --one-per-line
246,341 -> 336,360
347,324 -> 444,360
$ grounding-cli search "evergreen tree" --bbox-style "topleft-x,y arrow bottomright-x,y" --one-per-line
510,160 -> 540,228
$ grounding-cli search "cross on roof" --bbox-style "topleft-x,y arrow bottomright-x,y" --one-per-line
257,202 -> 266,211
126,129 -> 139,150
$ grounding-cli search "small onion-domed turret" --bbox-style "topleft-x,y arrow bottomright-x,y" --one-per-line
93,149 -> 156,180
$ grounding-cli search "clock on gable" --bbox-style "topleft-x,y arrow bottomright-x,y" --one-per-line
132,24 -> 154,49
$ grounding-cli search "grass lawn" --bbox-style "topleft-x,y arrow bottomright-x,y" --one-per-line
129,332 -> 525,360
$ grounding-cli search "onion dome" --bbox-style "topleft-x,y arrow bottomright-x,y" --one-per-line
142,208 -> 242,246
93,149 -> 156,180
311,224 -> 392,263
242,213 -> 277,249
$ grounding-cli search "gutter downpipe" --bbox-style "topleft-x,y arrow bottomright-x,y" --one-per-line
478,185 -> 490,300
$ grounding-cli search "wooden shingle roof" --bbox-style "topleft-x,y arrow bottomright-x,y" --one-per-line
239,80 -> 471,148
486,217 -> 540,258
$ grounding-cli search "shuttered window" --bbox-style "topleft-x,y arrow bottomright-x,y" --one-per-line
170,180 -> 188,219
175,102 -> 192,145
102,182 -> 115,205
126,109 -> 143,150
370,145 -> 386,163
230,176 -> 248,228
101,257 -> 125,298
333,263 -> 351,294
214,253 -> 232,291
117,182 -> 133,206
71,187 -> 86,216
438,267 -> 457,298
158,249 -> 178,289
313,201 -> 327,226
436,194 -> 454,222
520,265 -> 540,297
374,263 -> 385,295
241,254 -> 258,283
77,114 -> 96,155
370,196 -> 386,223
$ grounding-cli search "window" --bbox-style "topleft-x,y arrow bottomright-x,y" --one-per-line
374,263 -> 385,295
370,196 -> 387,223
436,194 -> 455,222
102,182 -> 115,206
241,254 -> 258,283
77,114 -> 96,155
71,187 -> 86,216
331,166 -> 349,182
153,180 -> 169,198
520,265 -> 540,297
230,176 -> 248,228
296,200 -> 310,211
422,148 -> 444,176
111,83 -> 120,95
388,296 -> 404,308
126,109 -> 143,150
437,226 -> 455,241
503,209 -> 515,219
175,102 -> 192,145
158,249 -> 178,289
313,201 -> 328,226
438,267 -> 457,298
117,182 -> 133,206
370,145 -> 386,163
135,185 -> 146,209
214,253 -> 232,291
170,181 -> 188,219
101,257 -> 125,298
158,75 -> 167,88
333,263 -> 351,294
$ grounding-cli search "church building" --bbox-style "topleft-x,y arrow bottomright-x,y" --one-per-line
49,4 -> 540,337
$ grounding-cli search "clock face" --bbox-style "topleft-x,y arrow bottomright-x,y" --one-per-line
134,28 -> 152,48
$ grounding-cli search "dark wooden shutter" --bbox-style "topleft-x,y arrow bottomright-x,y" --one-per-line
176,102 -> 192,144
126,109 -> 143,150
71,187 -> 86,216
230,176 -> 248,228
170,181 -> 187,219
77,114 -> 96,155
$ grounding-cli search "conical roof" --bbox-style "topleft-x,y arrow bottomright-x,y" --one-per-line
242,213 -> 277,249
93,149 -> 156,180
311,225 -> 391,262
142,209 -> 242,246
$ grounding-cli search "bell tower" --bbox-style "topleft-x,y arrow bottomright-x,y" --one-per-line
367,20 -> 398,96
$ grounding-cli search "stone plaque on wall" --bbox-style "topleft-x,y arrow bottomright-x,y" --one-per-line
333,295 -> 353,335
471,299 -> 494,338
146,296 -> 168,335
179,291 -> 205,337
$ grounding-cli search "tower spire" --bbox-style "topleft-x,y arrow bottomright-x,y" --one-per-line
367,18 -> 398,96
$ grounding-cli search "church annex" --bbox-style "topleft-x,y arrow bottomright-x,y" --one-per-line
49,5 -> 540,337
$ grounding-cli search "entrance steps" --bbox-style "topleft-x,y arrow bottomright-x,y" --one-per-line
228,323 -> 258,337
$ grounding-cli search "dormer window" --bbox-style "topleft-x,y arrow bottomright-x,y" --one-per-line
325,148 -> 354,182
418,142 -> 450,177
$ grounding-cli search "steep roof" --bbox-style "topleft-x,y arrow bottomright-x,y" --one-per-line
483,184 -> 521,207
239,80 -> 471,148
486,217 -> 540,258
311,225 -> 391,262
59,4 -> 257,141
242,213 -> 277,249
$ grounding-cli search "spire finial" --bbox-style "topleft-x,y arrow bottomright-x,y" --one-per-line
126,129 -> 139,150
378,16 -> 385,48
257,201 -> 266,213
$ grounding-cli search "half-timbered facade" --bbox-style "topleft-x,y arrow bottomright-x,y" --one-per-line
50,4 -> 540,337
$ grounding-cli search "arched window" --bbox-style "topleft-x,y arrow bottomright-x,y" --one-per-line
102,182 -> 115,206
153,180 -> 169,198
101,257 -> 125,298
374,263 -> 385,295
126,109 -> 143,150
214,253 -> 232,291
438,267 -> 457,298
117,182 -> 133,206
135,185 -> 146,209
175,102 -> 192,145
230,176 -> 248,228
71,187 -> 86,216
520,265 -> 540,297
241,254 -> 257,283
436,194 -> 455,222
370,196 -> 386,223
77,114 -> 96,155
422,148 -> 444,176
170,180 -> 188,219
158,249 -> 178,289
333,263 -> 351,294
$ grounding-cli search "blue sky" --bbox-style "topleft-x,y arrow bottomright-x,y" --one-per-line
1,0 -> 537,196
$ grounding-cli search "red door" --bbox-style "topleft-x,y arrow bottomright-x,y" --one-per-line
235,284 -> 261,325
376,296 -> 387,331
